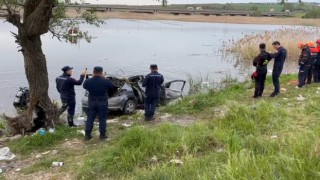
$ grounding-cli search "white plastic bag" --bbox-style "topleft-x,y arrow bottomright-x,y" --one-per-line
0,147 -> 16,161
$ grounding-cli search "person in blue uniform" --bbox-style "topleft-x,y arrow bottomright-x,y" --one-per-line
142,64 -> 164,121
56,66 -> 86,127
83,66 -> 114,140
270,41 -> 287,97
252,43 -> 272,98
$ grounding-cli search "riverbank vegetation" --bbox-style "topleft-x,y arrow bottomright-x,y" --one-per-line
223,26 -> 320,65
3,74 -> 320,179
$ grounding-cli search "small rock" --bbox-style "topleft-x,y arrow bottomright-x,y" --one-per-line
136,110 -> 145,115
51,150 -> 58,155
15,168 -> 21,172
122,123 -> 133,128
216,148 -> 225,153
48,128 -> 55,133
65,139 -> 68,141
280,88 -> 287,91
108,119 -> 118,124
270,135 -> 278,139
170,159 -> 183,166
9,135 -> 22,141
41,151 -> 51,155
160,113 -> 172,119
77,130 -> 85,136
283,98 -> 288,101
150,155 -> 158,163
317,91 -> 320,94
296,94 -> 305,101
35,154 -> 42,159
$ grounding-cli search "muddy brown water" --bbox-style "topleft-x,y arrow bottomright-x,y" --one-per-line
0,19 -> 294,115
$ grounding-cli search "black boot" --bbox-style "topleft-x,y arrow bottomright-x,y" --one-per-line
67,115 -> 77,127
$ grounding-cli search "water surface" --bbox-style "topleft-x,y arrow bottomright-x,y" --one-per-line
0,19 -> 287,114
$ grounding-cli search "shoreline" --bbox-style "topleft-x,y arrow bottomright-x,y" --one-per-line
2,10 -> 320,26
65,10 -> 320,26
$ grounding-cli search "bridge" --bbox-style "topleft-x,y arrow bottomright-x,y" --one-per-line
66,4 -> 290,17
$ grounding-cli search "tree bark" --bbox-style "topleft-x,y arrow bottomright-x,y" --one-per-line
20,33 -> 56,127
5,0 -> 58,131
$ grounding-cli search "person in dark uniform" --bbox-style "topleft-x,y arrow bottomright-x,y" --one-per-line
252,43 -> 272,98
308,42 -> 320,83
297,42 -> 311,88
56,66 -> 86,127
270,41 -> 287,97
142,64 -> 164,121
315,39 -> 320,82
83,66 -> 113,140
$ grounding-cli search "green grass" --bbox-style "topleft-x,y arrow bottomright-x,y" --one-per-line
5,74 -> 320,179
7,126 -> 80,155
75,74 -> 320,179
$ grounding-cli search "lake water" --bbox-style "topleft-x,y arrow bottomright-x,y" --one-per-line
0,19 -> 287,115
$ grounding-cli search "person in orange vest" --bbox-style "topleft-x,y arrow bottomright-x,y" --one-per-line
306,41 -> 318,83
297,42 -> 311,88
314,39 -> 320,82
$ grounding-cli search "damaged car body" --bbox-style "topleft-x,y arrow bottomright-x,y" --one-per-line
81,74 -> 186,115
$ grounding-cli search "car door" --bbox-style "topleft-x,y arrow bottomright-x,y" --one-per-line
160,80 -> 186,103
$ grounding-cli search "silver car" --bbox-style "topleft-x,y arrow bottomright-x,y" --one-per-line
81,75 -> 186,115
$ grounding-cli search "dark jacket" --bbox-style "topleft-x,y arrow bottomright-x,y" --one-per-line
310,47 -> 319,65
317,46 -> 320,65
271,46 -> 287,68
253,50 -> 272,73
83,76 -> 114,103
298,47 -> 312,66
56,73 -> 85,99
142,71 -> 164,98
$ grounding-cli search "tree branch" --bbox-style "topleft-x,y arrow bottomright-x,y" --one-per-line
3,0 -> 23,29
24,0 -> 55,36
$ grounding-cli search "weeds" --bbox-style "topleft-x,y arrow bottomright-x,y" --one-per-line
7,126 -> 80,155
222,26 -> 320,70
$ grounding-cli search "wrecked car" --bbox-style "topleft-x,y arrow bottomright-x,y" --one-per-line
81,74 -> 186,115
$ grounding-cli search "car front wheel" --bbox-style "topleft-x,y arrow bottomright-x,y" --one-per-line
123,99 -> 137,114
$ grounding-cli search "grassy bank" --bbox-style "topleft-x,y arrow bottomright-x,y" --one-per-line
4,74 -> 320,179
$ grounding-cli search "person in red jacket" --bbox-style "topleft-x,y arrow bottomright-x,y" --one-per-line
307,41 -> 320,83
297,42 -> 311,88
314,39 -> 320,82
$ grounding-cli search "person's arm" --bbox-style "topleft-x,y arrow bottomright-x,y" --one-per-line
160,75 -> 164,84
267,53 -> 272,61
71,69 -> 87,85
83,79 -> 88,90
106,80 -> 114,90
55,78 -> 60,93
253,55 -> 259,67
142,75 -> 149,87
270,49 -> 281,59
70,75 -> 85,85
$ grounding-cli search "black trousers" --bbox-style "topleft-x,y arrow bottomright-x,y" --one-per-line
272,66 -> 283,93
298,65 -> 310,87
254,72 -> 267,97
307,64 -> 314,84
313,64 -> 320,83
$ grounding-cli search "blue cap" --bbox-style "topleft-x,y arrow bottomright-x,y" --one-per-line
94,66 -> 103,73
61,66 -> 73,72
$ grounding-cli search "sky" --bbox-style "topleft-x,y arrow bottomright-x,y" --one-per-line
85,0 -> 318,4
